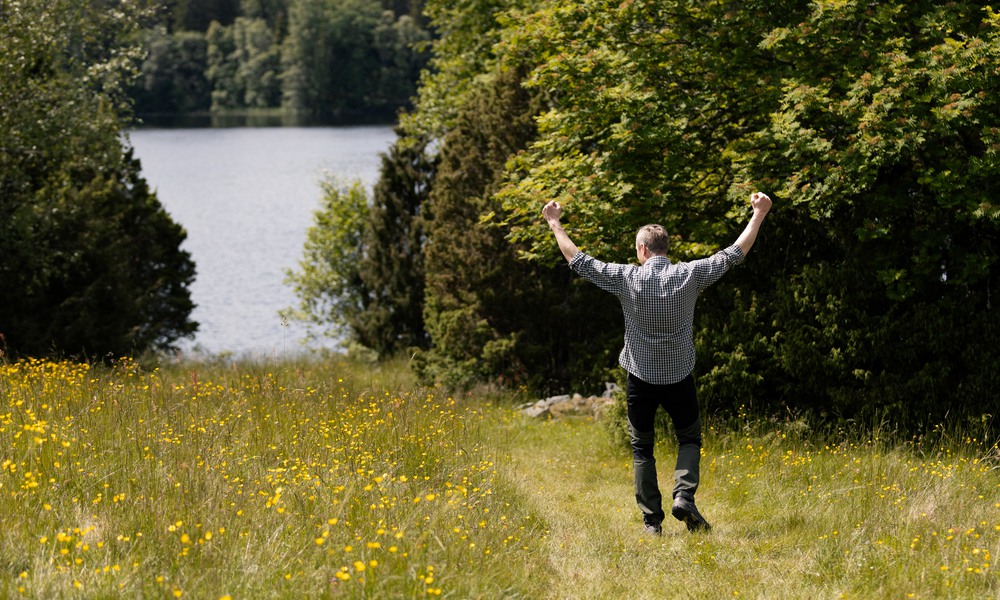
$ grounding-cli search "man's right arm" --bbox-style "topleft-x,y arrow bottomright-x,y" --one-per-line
542,201 -> 579,263
735,192 -> 772,256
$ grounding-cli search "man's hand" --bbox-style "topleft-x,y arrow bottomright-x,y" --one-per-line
751,191 -> 772,216
542,200 -> 563,226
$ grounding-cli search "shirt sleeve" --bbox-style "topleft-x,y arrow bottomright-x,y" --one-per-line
569,251 -> 630,295
690,244 -> 745,291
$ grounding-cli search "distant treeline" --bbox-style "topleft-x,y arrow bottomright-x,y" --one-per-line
130,0 -> 429,120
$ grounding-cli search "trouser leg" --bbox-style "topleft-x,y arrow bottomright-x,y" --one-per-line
664,374 -> 702,500
628,419 -> 663,525
626,374 -> 663,525
673,415 -> 702,499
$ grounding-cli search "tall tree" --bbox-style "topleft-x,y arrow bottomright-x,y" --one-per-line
0,0 -> 197,358
400,0 -> 542,138
351,131 -> 437,356
280,0 -> 384,116
133,26 -> 212,114
206,16 -> 281,109
168,0 -> 241,31
417,65 -> 621,390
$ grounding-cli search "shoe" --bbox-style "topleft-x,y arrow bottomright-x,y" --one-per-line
642,523 -> 662,536
671,496 -> 711,532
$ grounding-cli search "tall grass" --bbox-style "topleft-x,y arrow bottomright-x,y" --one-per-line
0,357 -> 549,598
2,357 -> 997,599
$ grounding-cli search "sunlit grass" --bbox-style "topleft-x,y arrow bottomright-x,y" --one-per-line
0,357 -> 549,598
508,412 -> 1000,600
2,356 -> 997,599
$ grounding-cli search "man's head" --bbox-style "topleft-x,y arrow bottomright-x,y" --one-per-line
635,224 -> 669,264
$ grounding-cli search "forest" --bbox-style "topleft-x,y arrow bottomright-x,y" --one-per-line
129,0 -> 429,120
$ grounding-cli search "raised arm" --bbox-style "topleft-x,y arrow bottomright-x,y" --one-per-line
735,192 -> 772,256
542,201 -> 579,263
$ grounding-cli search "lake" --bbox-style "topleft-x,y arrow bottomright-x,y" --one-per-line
128,125 -> 396,358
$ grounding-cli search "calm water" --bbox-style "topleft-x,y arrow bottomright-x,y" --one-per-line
128,125 -> 395,358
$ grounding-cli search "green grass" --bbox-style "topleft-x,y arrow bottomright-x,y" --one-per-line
509,416 -> 999,599
1,357 -> 997,599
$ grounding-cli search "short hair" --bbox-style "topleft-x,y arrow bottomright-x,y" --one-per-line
636,224 -> 669,255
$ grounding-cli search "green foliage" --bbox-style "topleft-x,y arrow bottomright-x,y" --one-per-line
132,26 -> 212,113
134,0 -> 428,117
414,65 -> 621,393
498,0 -> 796,262
206,16 -> 281,109
400,0 -> 542,137
283,178 -> 370,345
351,131 -> 437,356
166,0 -> 241,32
0,0 -> 197,358
276,0 -> 429,117
480,0 -> 1000,431
240,0 -> 292,36
285,133 -> 438,359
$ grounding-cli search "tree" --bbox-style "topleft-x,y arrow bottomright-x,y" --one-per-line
168,0 -> 241,32
240,0 -> 291,37
373,12 -> 431,109
416,65 -> 621,391
280,0 -> 386,117
206,16 -> 281,109
351,131 -> 436,356
0,0 -> 198,358
400,0 -> 542,138
283,179 -> 371,346
133,26 -> 212,114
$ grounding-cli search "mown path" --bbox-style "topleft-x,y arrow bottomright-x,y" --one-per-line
507,417 -> 726,600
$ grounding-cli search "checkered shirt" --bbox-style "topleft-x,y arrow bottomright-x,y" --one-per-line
569,245 -> 745,385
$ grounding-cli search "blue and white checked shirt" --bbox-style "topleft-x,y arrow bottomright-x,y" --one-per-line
570,245 -> 745,385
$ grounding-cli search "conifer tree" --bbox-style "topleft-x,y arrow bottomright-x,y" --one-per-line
417,66 -> 620,391
0,0 -> 197,358
352,131 -> 437,356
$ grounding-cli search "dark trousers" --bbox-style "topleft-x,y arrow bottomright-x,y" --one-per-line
626,372 -> 702,526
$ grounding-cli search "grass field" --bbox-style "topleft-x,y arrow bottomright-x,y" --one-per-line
1,357 -> 997,599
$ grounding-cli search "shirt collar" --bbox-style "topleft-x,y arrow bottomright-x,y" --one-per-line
643,254 -> 672,267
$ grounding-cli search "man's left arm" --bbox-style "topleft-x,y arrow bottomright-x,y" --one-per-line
735,192 -> 772,256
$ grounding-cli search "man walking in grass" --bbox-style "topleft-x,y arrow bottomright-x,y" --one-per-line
542,191 -> 772,534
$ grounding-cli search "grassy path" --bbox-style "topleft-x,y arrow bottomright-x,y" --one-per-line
507,415 -> 1000,600
507,417 -> 727,600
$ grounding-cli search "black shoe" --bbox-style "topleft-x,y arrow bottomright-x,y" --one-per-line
642,523 -> 662,536
671,496 -> 711,532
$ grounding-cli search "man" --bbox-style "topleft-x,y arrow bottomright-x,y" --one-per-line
542,191 -> 772,534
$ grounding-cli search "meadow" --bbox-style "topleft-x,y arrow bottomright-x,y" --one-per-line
1,356 -> 997,599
